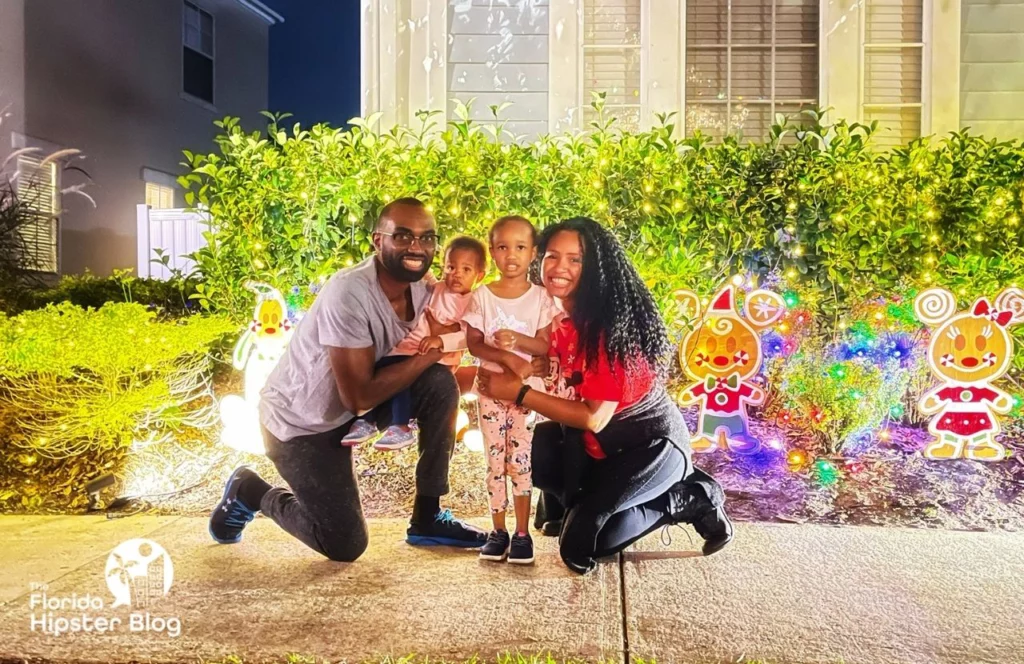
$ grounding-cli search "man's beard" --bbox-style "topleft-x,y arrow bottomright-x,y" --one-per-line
379,249 -> 432,282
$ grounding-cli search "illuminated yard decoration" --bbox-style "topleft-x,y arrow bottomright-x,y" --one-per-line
915,287 -> 1024,462
219,283 -> 294,454
677,283 -> 786,454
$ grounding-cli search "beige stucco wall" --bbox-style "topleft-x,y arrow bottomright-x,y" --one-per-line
20,0 -> 270,276
0,0 -> 26,166
961,0 -> 1024,138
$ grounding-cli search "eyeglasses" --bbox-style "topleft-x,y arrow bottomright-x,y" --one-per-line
377,231 -> 439,249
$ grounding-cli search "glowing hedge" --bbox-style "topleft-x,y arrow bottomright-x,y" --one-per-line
0,303 -> 235,458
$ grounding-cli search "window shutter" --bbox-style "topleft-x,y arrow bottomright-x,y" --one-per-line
582,0 -> 642,131
686,0 -> 819,141
15,155 -> 59,273
862,0 -> 924,148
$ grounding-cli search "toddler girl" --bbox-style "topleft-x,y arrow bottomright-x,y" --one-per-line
463,215 -> 559,565
343,236 -> 487,449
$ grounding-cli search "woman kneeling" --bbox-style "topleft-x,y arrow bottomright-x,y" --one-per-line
478,217 -> 732,575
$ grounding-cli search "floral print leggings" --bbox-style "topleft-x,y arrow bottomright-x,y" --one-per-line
477,396 -> 534,513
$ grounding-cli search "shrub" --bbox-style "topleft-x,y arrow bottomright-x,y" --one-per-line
0,178 -> 48,310
779,342 -> 914,454
16,270 -> 201,317
0,302 -> 235,458
180,105 -> 1024,327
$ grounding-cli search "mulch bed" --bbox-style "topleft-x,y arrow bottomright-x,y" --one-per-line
2,403 -> 1022,532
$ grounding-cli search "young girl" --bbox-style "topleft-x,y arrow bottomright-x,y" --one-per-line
463,215 -> 559,565
343,236 -> 487,449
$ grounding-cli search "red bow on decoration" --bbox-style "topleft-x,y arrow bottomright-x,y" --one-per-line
972,300 -> 1013,327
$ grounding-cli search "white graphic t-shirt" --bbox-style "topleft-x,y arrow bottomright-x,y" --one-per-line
462,283 -> 560,392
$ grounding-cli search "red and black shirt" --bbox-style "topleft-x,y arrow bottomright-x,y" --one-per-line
548,317 -> 657,459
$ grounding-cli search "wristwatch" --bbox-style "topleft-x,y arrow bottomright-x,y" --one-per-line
515,384 -> 532,407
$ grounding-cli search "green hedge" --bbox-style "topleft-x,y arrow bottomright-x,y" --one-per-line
0,302 -> 235,458
4,270 -> 201,317
181,107 -> 1024,325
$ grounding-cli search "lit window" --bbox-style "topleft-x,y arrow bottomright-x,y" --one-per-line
183,1 -> 214,104
146,182 -> 175,209
582,0 -> 642,131
685,0 -> 820,141
862,0 -> 923,147
15,155 -> 59,273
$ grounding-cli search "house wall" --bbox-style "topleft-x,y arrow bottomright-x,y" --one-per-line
22,0 -> 271,276
960,0 -> 1024,138
371,1 -> 1024,142
0,0 -> 26,166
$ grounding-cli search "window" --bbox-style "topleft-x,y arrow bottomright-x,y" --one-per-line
183,1 -> 214,104
685,0 -> 819,141
861,0 -> 923,147
15,155 -> 59,273
146,182 -> 175,209
582,0 -> 642,131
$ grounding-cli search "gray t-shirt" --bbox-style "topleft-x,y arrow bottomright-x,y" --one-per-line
259,256 -> 430,441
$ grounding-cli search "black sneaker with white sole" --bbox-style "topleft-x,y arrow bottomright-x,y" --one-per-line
478,530 -> 511,562
209,466 -> 260,544
508,532 -> 535,565
405,509 -> 487,548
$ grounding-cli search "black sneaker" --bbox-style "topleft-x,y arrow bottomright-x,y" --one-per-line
539,519 -> 563,537
478,530 -> 511,562
508,532 -> 535,565
406,509 -> 487,548
209,466 -> 260,544
667,471 -> 734,556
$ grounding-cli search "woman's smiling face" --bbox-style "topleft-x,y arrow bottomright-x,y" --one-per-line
542,230 -> 584,301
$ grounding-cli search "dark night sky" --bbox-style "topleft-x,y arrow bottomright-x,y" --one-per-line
263,0 -> 361,128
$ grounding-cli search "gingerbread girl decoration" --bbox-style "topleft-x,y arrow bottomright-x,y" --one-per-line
676,282 -> 786,454
914,287 -> 1023,462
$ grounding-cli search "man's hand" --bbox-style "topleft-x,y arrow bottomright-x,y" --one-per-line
419,336 -> 444,354
493,329 -> 518,351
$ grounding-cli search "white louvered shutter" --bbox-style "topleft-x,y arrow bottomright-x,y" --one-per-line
446,0 -> 550,141
862,0 -> 924,148
686,0 -> 819,141
15,155 -> 59,273
582,0 -> 642,131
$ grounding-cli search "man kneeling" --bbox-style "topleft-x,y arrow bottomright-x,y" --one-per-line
208,198 -> 486,560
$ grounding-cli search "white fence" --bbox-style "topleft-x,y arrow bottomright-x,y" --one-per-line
136,205 -> 208,279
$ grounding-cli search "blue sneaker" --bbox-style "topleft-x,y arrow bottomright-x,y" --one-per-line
209,466 -> 259,544
406,509 -> 487,548
373,424 -> 417,451
341,419 -> 377,447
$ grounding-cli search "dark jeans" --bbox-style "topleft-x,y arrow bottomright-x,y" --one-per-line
373,355 -> 412,427
259,364 -> 459,561
531,422 -> 690,572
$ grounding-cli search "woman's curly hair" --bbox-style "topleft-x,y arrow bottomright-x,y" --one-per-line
535,217 -> 672,376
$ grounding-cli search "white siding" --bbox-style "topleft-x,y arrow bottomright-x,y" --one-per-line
447,0 -> 550,140
961,0 -> 1024,138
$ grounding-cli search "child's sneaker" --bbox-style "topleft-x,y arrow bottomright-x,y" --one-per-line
478,530 -> 511,562
508,532 -> 534,565
373,423 -> 417,451
341,419 -> 377,446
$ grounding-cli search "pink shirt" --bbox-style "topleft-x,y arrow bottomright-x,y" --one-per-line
389,282 -> 472,366
462,283 -> 560,391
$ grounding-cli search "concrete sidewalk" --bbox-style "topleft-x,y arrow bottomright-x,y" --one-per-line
1,515 -> 1022,664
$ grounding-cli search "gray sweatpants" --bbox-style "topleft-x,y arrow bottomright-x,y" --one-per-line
259,364 -> 459,561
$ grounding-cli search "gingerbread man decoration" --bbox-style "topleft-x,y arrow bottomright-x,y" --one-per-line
677,282 -> 786,454
914,287 -> 1023,462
